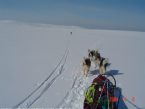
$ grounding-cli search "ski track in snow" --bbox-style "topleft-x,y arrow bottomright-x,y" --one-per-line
13,50 -> 67,108
28,50 -> 69,108
13,37 -> 70,108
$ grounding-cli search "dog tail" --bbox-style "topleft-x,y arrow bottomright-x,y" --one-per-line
104,58 -> 111,68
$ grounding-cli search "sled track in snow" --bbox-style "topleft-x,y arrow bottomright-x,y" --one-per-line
27,51 -> 69,108
13,34 -> 71,108
13,50 -> 69,108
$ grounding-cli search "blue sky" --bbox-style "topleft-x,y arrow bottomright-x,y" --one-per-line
0,0 -> 145,31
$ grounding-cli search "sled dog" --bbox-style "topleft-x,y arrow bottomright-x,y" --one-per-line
88,49 -> 110,74
88,49 -> 101,68
81,57 -> 91,77
98,57 -> 110,74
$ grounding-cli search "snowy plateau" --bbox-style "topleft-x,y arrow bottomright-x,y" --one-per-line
0,20 -> 145,109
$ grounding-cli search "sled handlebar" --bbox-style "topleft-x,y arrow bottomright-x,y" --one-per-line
102,73 -> 116,88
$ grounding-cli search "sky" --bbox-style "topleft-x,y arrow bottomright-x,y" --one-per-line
0,0 -> 145,31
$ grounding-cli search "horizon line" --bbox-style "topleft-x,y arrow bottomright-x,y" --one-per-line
0,19 -> 145,33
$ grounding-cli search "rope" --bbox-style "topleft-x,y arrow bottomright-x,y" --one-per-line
107,82 -> 109,109
95,79 -> 108,109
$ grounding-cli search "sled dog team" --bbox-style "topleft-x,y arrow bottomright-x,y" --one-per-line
82,49 -> 110,77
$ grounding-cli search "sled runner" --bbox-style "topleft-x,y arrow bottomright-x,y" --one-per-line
84,74 -> 120,109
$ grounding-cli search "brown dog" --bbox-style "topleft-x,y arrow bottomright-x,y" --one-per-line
81,57 -> 91,77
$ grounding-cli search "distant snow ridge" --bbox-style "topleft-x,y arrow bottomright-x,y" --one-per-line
58,73 -> 90,109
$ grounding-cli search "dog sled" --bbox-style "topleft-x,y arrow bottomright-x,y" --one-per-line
84,74 -> 120,109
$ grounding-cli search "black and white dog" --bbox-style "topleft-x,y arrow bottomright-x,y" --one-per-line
88,49 -> 101,68
88,49 -> 110,74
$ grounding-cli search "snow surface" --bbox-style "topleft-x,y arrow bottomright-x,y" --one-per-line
0,20 -> 145,109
